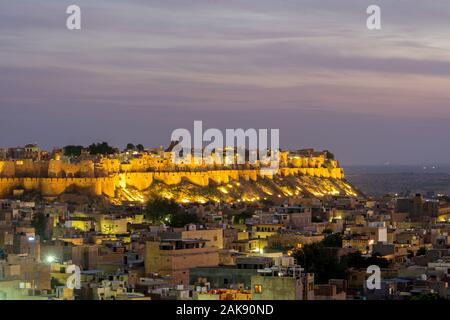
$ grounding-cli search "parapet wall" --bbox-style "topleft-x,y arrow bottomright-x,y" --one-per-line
0,151 -> 340,178
0,177 -> 118,198
0,167 -> 344,198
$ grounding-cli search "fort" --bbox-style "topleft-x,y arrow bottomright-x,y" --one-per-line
0,147 -> 356,202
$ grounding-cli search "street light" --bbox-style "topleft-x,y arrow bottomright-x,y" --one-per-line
46,255 -> 56,263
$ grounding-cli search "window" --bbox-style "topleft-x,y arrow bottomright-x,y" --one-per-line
254,284 -> 263,294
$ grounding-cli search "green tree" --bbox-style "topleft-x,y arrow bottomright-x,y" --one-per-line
325,150 -> 335,159
32,211 -> 48,240
233,210 -> 253,224
293,243 -> 345,284
145,197 -> 181,224
169,212 -> 199,228
136,144 -> 145,152
126,143 -> 135,150
321,232 -> 343,247
88,142 -> 116,155
293,233 -> 390,285
63,145 -> 83,157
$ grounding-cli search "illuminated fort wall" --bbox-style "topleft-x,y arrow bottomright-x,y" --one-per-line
0,152 -> 345,198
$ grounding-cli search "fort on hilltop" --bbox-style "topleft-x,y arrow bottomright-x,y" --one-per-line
0,145 -> 357,203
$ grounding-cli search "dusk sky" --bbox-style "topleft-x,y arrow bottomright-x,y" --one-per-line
1,0 -> 450,165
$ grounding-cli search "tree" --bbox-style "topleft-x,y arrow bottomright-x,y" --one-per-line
233,210 -> 253,224
293,233 -> 390,285
145,197 -> 181,224
136,144 -> 145,152
293,243 -> 345,284
321,232 -> 343,247
126,143 -> 135,150
343,251 -> 390,269
169,212 -> 199,228
32,211 -> 48,240
293,233 -> 346,284
88,142 -> 116,155
416,247 -> 427,256
325,150 -> 335,159
63,145 -> 83,157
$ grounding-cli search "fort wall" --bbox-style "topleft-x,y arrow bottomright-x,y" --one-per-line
0,151 -> 346,198
0,166 -> 345,199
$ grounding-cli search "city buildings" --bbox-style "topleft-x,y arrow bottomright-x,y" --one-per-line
0,144 -> 450,301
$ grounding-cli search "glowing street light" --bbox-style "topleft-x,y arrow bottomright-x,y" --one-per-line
46,255 -> 56,263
